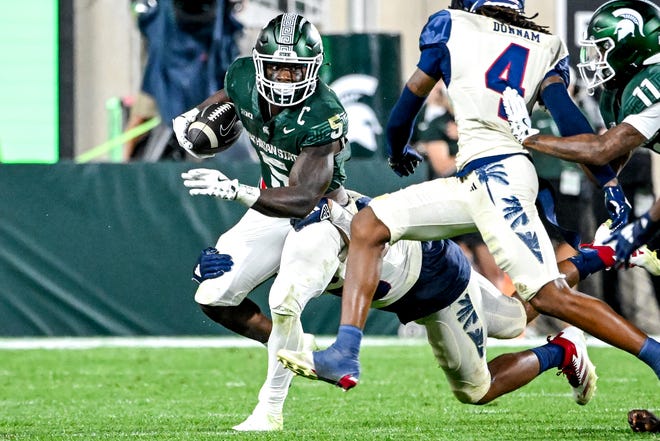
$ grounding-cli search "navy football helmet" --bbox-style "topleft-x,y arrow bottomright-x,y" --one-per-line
450,0 -> 524,13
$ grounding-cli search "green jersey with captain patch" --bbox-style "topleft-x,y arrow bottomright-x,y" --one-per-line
600,64 -> 660,155
225,57 -> 350,191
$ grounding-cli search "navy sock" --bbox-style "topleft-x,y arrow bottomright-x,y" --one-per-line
638,337 -> 660,380
567,247 -> 606,280
530,342 -> 565,373
333,325 -> 363,358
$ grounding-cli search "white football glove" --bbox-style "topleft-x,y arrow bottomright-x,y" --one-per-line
181,168 -> 260,207
172,107 -> 212,159
502,86 -> 539,144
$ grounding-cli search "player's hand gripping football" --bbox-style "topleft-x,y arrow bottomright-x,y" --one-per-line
502,87 -> 539,144
388,145 -> 423,177
173,107 -> 209,159
181,168 -> 260,206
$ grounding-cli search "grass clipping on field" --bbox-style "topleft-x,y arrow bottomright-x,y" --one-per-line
0,344 -> 655,440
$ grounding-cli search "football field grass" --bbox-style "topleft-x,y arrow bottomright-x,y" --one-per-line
0,339 -> 657,440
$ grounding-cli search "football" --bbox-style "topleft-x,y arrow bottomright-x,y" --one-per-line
187,102 -> 243,156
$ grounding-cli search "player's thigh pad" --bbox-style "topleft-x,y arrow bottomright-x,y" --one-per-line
471,271 -> 526,339
368,177 -> 477,243
195,209 -> 291,307
269,221 -> 344,316
464,156 -> 561,300
416,281 -> 490,404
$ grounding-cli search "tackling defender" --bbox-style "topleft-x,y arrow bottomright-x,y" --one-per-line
276,0 -> 660,393
277,198 -> 602,407
195,195 -> 608,430
502,0 -> 660,266
172,13 -> 355,431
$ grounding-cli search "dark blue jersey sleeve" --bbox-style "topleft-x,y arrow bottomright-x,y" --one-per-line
417,10 -> 452,82
380,240 -> 471,323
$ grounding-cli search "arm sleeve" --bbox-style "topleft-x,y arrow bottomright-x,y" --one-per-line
541,81 -> 616,186
385,86 -> 426,157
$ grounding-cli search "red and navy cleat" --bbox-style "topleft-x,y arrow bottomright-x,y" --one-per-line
547,326 -> 598,405
277,348 -> 359,391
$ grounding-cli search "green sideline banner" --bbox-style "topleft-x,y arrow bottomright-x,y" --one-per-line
0,160 -> 425,337
321,33 -> 402,158
0,1 -> 59,163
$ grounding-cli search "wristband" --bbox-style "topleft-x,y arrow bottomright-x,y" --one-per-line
236,184 -> 260,207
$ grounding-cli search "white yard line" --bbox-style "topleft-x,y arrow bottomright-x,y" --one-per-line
0,334 -> 644,350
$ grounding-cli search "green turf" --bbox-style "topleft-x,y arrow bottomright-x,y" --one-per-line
0,342 -> 656,440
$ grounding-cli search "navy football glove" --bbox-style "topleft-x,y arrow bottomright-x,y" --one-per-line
604,185 -> 631,232
290,198 -> 331,232
192,247 -> 234,284
605,212 -> 659,267
388,145 -> 423,177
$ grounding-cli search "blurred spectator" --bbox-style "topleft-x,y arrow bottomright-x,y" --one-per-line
125,0 -> 244,161
411,83 -> 457,180
591,149 -> 660,333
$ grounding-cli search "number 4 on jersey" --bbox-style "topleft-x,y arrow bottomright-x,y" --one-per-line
485,44 -> 531,119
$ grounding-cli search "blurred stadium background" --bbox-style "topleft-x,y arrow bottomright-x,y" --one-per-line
0,0 -> 658,339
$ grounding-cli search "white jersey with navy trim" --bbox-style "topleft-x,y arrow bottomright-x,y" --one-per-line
330,239 -> 472,324
420,9 -> 569,171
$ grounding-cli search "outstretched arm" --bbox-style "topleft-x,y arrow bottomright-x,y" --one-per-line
523,123 -> 645,166
526,81 -> 658,168
181,140 -> 343,218
385,68 -> 437,176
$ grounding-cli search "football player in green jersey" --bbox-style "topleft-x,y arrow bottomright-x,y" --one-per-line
172,13 -> 354,431
503,0 -> 660,266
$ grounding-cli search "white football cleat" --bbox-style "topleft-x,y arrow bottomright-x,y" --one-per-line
232,411 -> 283,432
547,326 -> 598,405
277,348 -> 359,391
302,332 -> 320,352
277,349 -> 320,381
